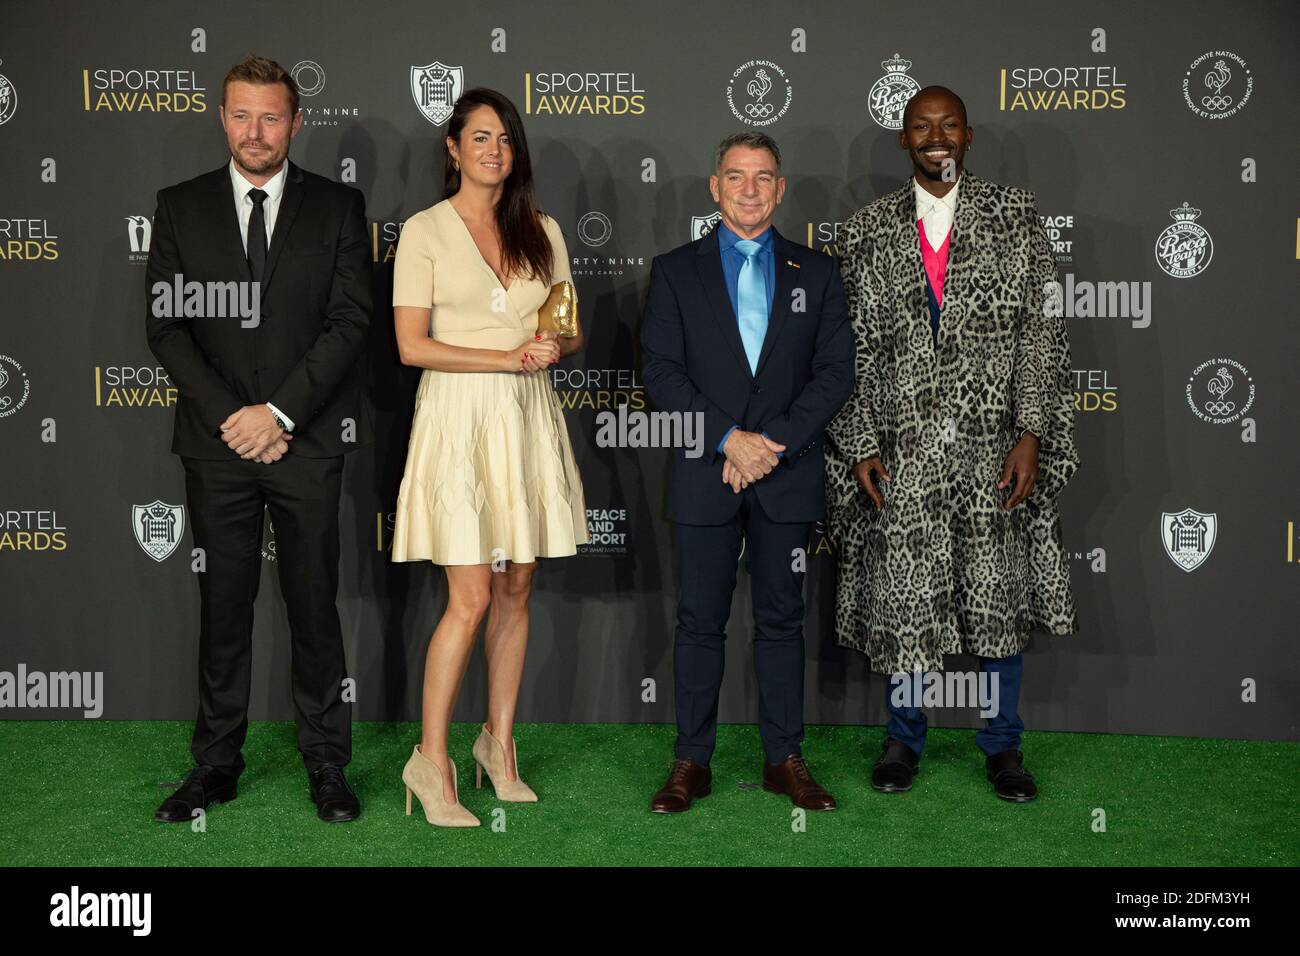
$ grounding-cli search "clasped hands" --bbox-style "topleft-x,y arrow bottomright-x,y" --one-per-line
851,431 -> 1040,512
508,330 -> 561,373
720,429 -> 786,494
220,404 -> 291,464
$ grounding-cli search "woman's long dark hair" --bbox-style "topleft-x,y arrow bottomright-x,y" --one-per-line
442,88 -> 553,285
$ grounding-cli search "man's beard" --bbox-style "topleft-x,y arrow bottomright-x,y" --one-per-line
236,143 -> 285,175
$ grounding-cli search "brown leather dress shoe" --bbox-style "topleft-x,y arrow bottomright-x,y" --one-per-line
650,758 -> 712,813
762,754 -> 837,810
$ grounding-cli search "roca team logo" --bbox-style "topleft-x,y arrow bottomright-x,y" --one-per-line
1186,358 -> 1254,425
868,53 -> 920,129
1161,508 -> 1217,573
1154,202 -> 1212,278
691,212 -> 721,241
1182,51 -> 1252,119
411,60 -> 463,125
0,62 -> 16,126
132,500 -> 185,562
726,59 -> 792,127
0,353 -> 31,418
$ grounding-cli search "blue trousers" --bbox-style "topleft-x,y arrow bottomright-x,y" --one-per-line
884,652 -> 1025,758
672,488 -> 810,767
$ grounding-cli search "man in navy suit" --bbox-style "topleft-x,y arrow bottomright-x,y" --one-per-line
641,132 -> 854,812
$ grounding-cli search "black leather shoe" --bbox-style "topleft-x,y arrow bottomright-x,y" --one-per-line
986,750 -> 1038,802
154,765 -> 239,823
871,739 -> 920,793
308,765 -> 361,822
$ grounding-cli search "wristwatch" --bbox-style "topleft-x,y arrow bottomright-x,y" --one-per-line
269,407 -> 289,431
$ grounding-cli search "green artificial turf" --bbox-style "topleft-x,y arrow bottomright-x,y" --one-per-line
2,721 -> 1295,866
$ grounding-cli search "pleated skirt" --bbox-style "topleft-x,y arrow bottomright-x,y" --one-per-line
390,367 -> 589,565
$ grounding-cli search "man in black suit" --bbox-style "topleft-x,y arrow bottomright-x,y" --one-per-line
641,132 -> 854,812
146,55 -> 371,823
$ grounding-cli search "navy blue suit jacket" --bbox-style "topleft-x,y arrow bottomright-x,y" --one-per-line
640,224 -> 854,524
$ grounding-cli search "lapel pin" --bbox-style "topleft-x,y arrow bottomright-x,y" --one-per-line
786,259 -> 800,269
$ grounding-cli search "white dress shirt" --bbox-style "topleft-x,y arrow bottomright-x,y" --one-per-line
228,158 -> 294,431
914,173 -> 961,253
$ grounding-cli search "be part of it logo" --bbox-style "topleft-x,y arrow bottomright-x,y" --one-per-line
0,353 -> 31,418
1183,51 -> 1252,119
869,54 -> 920,129
1155,202 -> 1212,278
0,60 -> 16,126
411,60 -> 463,125
1161,508 -> 1217,572
132,501 -> 185,562
125,215 -> 151,263
726,59 -> 792,127
1186,358 -> 1254,425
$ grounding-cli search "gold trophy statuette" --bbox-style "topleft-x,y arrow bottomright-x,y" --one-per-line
537,280 -> 579,338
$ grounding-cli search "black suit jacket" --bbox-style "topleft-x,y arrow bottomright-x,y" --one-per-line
145,160 -> 373,459
640,225 -> 854,524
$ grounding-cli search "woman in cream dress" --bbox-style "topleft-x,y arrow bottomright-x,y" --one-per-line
390,88 -> 587,827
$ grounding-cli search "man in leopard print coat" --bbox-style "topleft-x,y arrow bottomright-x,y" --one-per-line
825,86 -> 1079,802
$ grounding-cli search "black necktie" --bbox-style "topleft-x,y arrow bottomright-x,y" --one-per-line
247,187 -> 268,281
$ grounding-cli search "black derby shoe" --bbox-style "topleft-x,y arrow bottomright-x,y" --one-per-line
154,765 -> 239,823
308,765 -> 361,823
871,739 -> 920,793
986,750 -> 1038,803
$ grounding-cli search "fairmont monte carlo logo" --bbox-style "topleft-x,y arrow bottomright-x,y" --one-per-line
410,60 -> 463,125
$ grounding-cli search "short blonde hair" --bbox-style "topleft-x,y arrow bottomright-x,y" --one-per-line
222,54 -> 299,116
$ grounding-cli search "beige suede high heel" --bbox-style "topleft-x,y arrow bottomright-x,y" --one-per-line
472,724 -> 538,802
402,745 -> 480,827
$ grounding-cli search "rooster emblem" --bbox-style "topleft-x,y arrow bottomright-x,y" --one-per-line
1203,366 -> 1235,415
747,69 -> 772,103
1204,60 -> 1231,95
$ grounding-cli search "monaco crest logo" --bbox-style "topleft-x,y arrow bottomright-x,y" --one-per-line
410,61 -> 463,125
1161,508 -> 1217,572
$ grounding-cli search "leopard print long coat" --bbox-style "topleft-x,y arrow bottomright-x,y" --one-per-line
824,172 -> 1079,675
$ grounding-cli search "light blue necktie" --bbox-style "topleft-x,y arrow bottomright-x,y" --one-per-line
734,238 -> 768,374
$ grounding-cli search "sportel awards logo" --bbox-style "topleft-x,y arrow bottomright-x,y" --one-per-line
93,365 -> 176,409
371,219 -> 406,262
807,220 -> 846,256
1155,203 -> 1212,278
523,71 -> 646,115
0,218 -> 59,261
1183,51 -> 1252,119
1072,369 -> 1118,413
727,60 -> 792,127
999,64 -> 1126,111
81,67 -> 206,112
868,54 -> 920,129
410,60 -> 463,125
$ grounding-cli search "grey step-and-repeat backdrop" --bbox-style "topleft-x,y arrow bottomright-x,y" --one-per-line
2,1 -> 1297,741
